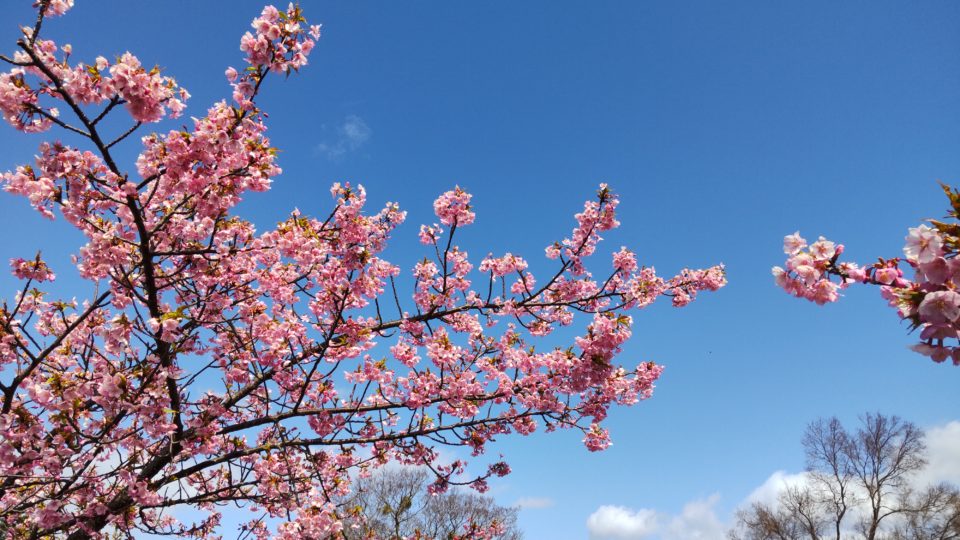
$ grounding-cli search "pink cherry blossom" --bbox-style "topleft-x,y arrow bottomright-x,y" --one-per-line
809,236 -> 836,260
918,290 -> 960,324
612,247 -> 638,273
583,424 -> 612,452
919,257 -> 950,285
109,52 -> 189,123
0,69 -> 51,132
433,185 -> 475,226
35,0 -> 74,16
874,267 -> 899,285
10,257 -> 55,282
904,224 -> 942,264
783,231 -> 807,255
910,343 -> 953,364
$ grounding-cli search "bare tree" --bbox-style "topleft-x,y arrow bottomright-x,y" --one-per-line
341,468 -> 522,540
729,413 -> 960,540
803,417 -> 858,540
730,487 -> 825,540
892,484 -> 960,540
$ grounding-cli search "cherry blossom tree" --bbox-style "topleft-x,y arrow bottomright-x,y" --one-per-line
774,184 -> 960,366
0,1 -> 725,538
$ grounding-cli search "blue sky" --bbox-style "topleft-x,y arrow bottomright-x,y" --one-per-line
2,2 -> 960,538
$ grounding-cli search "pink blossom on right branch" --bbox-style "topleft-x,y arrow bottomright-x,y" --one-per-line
774,183 -> 960,365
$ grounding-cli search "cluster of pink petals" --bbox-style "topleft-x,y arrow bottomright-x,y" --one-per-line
775,222 -> 960,365
272,499 -> 342,540
228,5 -> 320,111
583,423 -> 612,451
240,4 -> 320,73
667,266 -> 726,307
479,253 -> 528,277
773,232 -> 850,305
0,36 -> 188,129
109,52 -> 188,122
0,69 -> 51,132
545,183 -> 620,276
9,257 -> 55,282
34,0 -> 74,16
433,185 -> 476,227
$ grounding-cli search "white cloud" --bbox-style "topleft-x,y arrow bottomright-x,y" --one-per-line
744,470 -> 813,508
587,505 -> 659,540
515,497 -> 555,509
316,115 -> 371,160
663,494 -> 725,540
586,497 -> 723,540
913,420 -> 960,488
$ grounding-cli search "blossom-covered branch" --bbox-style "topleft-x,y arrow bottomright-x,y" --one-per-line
774,183 -> 960,366
0,3 -> 724,538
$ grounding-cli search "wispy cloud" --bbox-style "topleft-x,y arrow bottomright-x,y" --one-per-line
316,114 -> 371,160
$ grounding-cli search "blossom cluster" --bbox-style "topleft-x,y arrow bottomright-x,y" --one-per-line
240,4 -> 320,73
109,52 -> 189,122
9,256 -> 55,282
0,68 -> 50,132
773,233 -> 847,305
34,0 -> 74,17
228,4 -> 320,111
0,36 -> 188,130
775,186 -> 960,365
